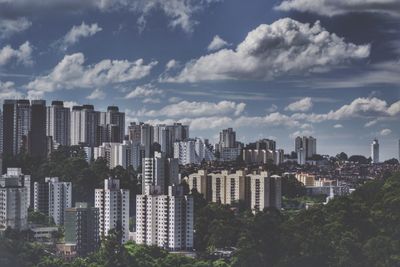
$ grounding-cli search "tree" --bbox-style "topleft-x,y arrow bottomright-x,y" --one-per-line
336,152 -> 348,161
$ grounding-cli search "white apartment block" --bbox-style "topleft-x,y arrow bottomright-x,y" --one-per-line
0,182 -> 28,230
209,170 -> 246,205
185,170 -> 209,199
174,138 -> 215,166
142,152 -> 179,195
46,101 -> 70,147
249,172 -> 282,213
95,178 -> 129,244
46,177 -> 72,225
1,168 -> 31,209
136,186 -> 193,251
48,178 -> 72,225
93,141 -> 143,170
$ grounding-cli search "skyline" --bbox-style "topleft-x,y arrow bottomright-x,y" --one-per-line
0,0 -> 400,159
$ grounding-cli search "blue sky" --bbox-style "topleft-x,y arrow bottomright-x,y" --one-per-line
0,0 -> 400,159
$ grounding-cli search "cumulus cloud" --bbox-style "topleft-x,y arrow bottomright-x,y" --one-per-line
0,81 -> 23,100
275,0 -> 400,17
333,124 -> 343,128
266,104 -> 278,113
0,17 -> 31,39
207,35 -> 229,51
365,120 -> 377,127
165,59 -> 179,70
139,100 -> 246,118
291,97 -> 400,123
164,18 -> 370,83
380,128 -> 392,136
26,53 -> 157,94
125,84 -> 163,99
63,22 -> 102,47
0,41 -> 33,66
285,97 -> 313,112
86,88 -> 106,100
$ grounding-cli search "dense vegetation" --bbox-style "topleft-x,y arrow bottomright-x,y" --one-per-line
1,162 -> 399,266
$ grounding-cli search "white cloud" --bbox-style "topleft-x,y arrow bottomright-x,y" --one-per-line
291,97 -> 399,123
143,98 -> 161,104
164,18 -> 370,83
0,81 -> 23,100
26,53 -> 157,94
380,128 -> 392,136
168,96 -> 182,103
0,41 -> 33,66
333,124 -> 343,128
0,0 -> 221,33
290,130 -> 314,139
285,97 -> 313,112
86,88 -> 106,100
63,22 -> 102,47
132,0 -> 222,33
275,0 -> 400,17
125,84 -> 163,99
165,59 -> 179,70
266,104 -> 278,113
64,101 -> 79,109
207,35 -> 229,51
140,100 -> 246,118
0,17 -> 31,39
364,120 -> 377,127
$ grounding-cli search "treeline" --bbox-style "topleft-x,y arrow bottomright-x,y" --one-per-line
1,172 -> 400,266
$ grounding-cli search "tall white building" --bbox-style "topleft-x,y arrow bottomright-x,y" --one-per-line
209,170 -> 246,205
1,168 -> 31,209
71,105 -> 100,147
34,177 -> 72,225
142,152 -> 179,195
0,176 -> 28,230
174,138 -> 215,166
136,185 -> 193,251
249,172 -> 282,213
93,141 -> 143,170
95,178 -> 129,244
371,139 -> 379,164
46,101 -> 70,147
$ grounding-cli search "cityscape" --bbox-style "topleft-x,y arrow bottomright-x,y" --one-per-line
0,1 -> 400,267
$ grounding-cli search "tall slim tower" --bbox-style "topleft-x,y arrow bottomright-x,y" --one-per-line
2,100 -> 31,156
371,139 -> 379,164
47,101 -> 70,147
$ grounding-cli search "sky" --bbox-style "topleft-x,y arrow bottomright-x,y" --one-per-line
0,0 -> 400,160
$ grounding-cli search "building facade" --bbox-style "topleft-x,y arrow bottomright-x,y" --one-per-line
95,178 -> 129,244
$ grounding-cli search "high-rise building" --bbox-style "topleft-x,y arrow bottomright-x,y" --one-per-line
2,100 -> 31,156
46,101 -> 70,147
209,170 -> 246,205
95,178 -> 129,244
249,172 -> 281,213
34,177 -> 72,225
174,138 -> 215,165
0,109 -> 3,155
105,106 -> 125,142
93,140 -> 143,170
1,168 -> 31,210
185,170 -> 211,201
141,123 -> 154,158
71,105 -> 100,147
64,202 -> 100,256
219,128 -> 236,148
136,185 -> 193,251
371,139 -> 379,164
128,122 -> 142,143
29,100 -> 47,159
295,136 -> 317,162
142,152 -> 179,195
0,174 -> 28,230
